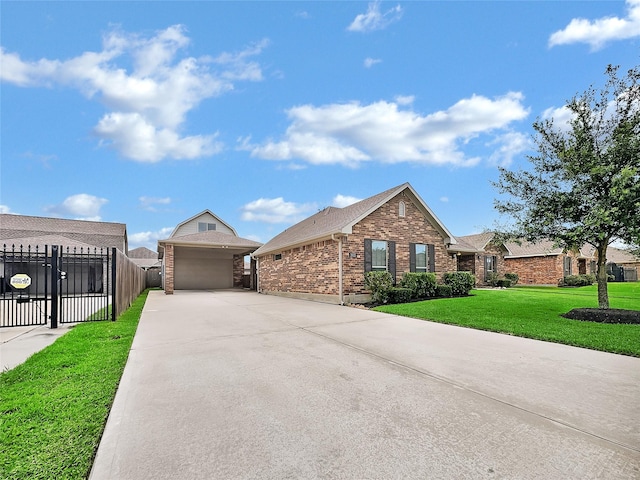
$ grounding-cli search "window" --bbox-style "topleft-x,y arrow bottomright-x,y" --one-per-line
371,240 -> 388,271
398,201 -> 406,218
273,253 -> 282,261
484,255 -> 496,281
364,239 -> 396,280
198,222 -> 216,232
410,243 -> 435,273
563,256 -> 572,276
415,244 -> 427,272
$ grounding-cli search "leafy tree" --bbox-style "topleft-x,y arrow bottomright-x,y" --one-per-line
494,65 -> 640,309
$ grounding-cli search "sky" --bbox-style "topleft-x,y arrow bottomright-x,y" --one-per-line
1,1 -> 638,250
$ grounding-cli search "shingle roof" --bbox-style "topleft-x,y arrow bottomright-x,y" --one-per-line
159,230 -> 262,249
607,246 -> 640,264
1,235 -> 98,252
452,232 -> 495,253
128,246 -> 158,259
503,238 -> 564,258
0,214 -> 127,251
253,183 -> 455,257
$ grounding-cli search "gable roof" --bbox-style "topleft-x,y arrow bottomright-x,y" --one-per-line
169,210 -> 237,238
0,214 -> 127,251
158,230 -> 262,258
452,232 -> 496,253
253,183 -> 455,257
128,246 -> 158,259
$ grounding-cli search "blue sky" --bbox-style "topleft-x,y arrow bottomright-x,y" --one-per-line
1,1 -> 638,250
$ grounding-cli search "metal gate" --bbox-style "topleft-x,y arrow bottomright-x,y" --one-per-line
1,244 -> 115,328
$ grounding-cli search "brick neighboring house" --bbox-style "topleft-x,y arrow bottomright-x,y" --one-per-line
252,183 -> 458,304
606,246 -> 640,281
453,232 -> 598,286
158,210 -> 261,294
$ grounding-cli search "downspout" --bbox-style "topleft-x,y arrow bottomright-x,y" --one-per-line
332,233 -> 344,305
251,254 -> 260,293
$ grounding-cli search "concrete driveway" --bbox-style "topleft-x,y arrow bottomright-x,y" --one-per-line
90,290 -> 640,479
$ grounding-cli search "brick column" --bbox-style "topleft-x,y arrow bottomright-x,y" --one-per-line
165,244 -> 174,294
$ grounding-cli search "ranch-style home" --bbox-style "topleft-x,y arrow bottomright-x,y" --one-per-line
252,183 -> 458,304
158,210 -> 262,294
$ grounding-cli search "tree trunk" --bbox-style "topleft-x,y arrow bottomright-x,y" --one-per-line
596,243 -> 610,309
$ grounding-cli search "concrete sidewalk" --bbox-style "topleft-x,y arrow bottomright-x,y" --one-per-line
0,323 -> 76,371
91,290 -> 640,479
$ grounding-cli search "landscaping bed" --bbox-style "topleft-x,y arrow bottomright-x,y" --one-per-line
562,308 -> 640,324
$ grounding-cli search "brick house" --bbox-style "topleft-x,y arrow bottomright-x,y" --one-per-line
158,210 -> 261,294
252,183 -> 458,304
453,232 -> 598,286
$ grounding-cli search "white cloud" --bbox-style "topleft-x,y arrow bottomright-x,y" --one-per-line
240,197 -> 317,224
129,227 -> 174,248
348,1 -> 403,33
249,92 -> 529,168
549,0 -> 640,50
487,131 -> 532,167
0,25 -> 267,162
45,193 -> 108,221
440,197 -> 449,203
139,196 -> 172,212
395,95 -> 415,106
332,194 -> 362,208
364,57 -> 382,68
0,205 -> 13,214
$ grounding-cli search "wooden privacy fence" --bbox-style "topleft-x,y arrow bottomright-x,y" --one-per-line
115,249 -> 147,318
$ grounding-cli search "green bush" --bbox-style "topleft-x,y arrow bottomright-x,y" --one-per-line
561,274 -> 595,287
364,271 -> 394,303
388,287 -> 412,304
435,284 -> 453,298
504,272 -> 519,285
496,279 -> 512,288
486,272 -> 500,287
443,271 -> 475,296
400,272 -> 437,299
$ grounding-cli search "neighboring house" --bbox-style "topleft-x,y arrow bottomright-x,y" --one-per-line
606,246 -> 640,281
252,183 -> 458,305
158,210 -> 262,293
129,246 -> 162,288
0,214 -> 128,295
0,214 -> 128,253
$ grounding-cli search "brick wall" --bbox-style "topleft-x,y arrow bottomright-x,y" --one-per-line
257,193 -> 456,298
233,254 -> 244,288
164,244 -> 174,294
504,252 -> 582,285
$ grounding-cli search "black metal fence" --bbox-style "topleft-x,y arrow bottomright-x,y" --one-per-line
1,244 -> 115,328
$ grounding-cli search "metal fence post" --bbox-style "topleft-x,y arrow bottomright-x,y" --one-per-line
111,247 -> 117,321
50,245 -> 59,329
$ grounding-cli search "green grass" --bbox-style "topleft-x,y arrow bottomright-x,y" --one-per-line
0,290 -> 149,480
375,283 -> 640,357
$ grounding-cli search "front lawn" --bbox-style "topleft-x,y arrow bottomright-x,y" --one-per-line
374,283 -> 640,357
0,290 -> 148,480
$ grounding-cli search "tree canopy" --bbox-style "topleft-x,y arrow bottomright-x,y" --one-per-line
493,65 -> 640,309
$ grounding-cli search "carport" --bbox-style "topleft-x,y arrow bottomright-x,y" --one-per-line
158,231 -> 261,294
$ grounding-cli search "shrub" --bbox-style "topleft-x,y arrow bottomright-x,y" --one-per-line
486,272 -> 500,287
443,271 -> 475,296
504,272 -> 519,285
561,274 -> 595,287
435,284 -> 453,298
364,271 -> 394,304
400,272 -> 437,299
388,287 -> 412,304
496,279 -> 512,288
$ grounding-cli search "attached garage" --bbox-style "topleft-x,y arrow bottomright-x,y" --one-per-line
158,230 -> 262,294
